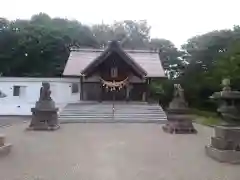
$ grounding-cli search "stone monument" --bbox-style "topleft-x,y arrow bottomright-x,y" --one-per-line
205,78 -> 240,163
0,135 -> 12,156
162,84 -> 197,134
28,82 -> 59,131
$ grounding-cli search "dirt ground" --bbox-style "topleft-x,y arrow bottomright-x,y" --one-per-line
0,123 -> 240,180
0,116 -> 30,127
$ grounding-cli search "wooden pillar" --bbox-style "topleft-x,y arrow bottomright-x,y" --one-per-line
80,76 -> 83,100
99,81 -> 103,102
126,85 -> 130,102
146,78 -> 151,102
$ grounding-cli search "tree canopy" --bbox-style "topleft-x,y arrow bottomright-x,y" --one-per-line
1,13 -> 240,111
0,13 -> 182,77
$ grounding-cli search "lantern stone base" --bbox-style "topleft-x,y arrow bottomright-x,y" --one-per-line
162,120 -> 197,134
205,126 -> 240,163
27,124 -> 60,131
162,114 -> 197,134
0,135 -> 12,156
27,106 -> 60,131
205,145 -> 240,164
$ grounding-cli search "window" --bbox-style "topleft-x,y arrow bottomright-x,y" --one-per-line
13,86 -> 26,97
13,86 -> 21,96
111,67 -> 118,78
71,83 -> 79,94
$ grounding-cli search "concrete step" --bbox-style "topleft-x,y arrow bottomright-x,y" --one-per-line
60,119 -> 166,124
58,102 -> 167,124
59,116 -> 166,120
59,112 -> 165,115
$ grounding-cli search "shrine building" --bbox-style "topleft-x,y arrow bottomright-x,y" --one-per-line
0,41 -> 165,116
63,40 -> 165,101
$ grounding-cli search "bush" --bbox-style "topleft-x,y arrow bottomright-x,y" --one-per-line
149,79 -> 174,109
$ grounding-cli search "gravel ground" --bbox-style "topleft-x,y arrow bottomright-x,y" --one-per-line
0,116 -> 30,127
0,123 -> 240,180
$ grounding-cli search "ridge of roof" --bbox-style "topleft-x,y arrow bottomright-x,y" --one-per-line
64,41 -> 165,77
80,44 -> 147,77
70,48 -> 159,54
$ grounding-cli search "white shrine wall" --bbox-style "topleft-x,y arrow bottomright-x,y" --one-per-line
0,77 -> 80,115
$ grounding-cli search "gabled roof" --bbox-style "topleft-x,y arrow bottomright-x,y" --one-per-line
63,42 -> 165,77
81,41 -> 147,77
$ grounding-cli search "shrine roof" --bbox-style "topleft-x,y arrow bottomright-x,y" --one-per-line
63,42 -> 165,78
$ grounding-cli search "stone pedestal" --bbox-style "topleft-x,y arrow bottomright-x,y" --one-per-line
28,100 -> 59,131
0,135 -> 12,156
205,126 -> 240,163
162,86 -> 197,134
162,111 -> 197,134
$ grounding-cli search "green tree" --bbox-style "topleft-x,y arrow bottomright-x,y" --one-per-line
179,29 -> 237,109
0,13 -> 99,76
149,38 -> 184,79
91,20 -> 151,48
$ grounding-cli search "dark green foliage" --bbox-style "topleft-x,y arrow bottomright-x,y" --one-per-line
1,13 -> 240,112
149,79 -> 174,109
0,15 -> 155,77
176,27 -> 240,111
0,14 -> 181,78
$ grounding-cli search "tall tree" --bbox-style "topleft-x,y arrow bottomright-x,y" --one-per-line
149,38 -> 184,79
91,20 -> 151,48
179,29 -> 238,108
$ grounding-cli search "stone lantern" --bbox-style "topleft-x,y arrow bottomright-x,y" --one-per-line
162,84 -> 197,134
28,82 -> 59,131
205,78 -> 240,163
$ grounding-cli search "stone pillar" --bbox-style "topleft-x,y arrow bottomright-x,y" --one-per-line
0,136 -> 4,146
0,135 -> 12,156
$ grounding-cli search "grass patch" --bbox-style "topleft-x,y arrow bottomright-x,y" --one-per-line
190,109 -> 222,127
194,116 -> 222,127
190,108 -> 218,118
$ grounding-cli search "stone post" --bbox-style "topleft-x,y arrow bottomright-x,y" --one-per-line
0,135 -> 12,156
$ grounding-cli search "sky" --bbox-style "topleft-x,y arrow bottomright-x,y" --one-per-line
1,0 -> 240,47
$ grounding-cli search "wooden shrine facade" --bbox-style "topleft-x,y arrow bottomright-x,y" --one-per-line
63,41 -> 166,101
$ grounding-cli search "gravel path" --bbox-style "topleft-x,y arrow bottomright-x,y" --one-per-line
0,123 -> 240,180
0,116 -> 30,127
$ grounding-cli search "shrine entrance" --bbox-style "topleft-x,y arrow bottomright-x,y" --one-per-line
101,78 -> 129,101
102,86 -> 127,101
80,41 -> 149,102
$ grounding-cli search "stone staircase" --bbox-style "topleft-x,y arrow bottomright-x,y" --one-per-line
58,102 -> 167,123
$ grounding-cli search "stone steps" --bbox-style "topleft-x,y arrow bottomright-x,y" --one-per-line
58,102 -> 167,123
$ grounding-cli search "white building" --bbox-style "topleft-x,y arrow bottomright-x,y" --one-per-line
0,77 -> 80,115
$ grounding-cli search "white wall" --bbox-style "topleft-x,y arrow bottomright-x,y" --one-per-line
0,77 -> 80,115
